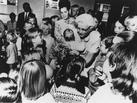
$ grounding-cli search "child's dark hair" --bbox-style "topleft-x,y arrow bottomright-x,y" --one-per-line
102,36 -> 114,49
71,4 -> 79,9
42,17 -> 52,25
66,56 -> 85,81
55,55 -> 86,93
7,31 -> 17,43
9,12 -> 16,19
63,28 -> 75,41
50,15 -> 59,21
28,27 -> 40,34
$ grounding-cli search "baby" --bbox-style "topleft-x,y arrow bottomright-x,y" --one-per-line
63,28 -> 85,53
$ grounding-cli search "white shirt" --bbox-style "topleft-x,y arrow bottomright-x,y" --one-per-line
88,83 -> 132,103
16,36 -> 22,56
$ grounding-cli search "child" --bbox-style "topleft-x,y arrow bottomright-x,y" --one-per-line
88,31 -> 137,103
41,18 -> 55,64
0,77 -> 18,102
114,17 -> 126,35
19,59 -> 55,103
22,28 -> 46,63
0,30 -> 6,58
50,15 -> 60,38
103,31 -> 136,83
124,15 -> 137,32
6,31 -> 18,73
50,56 -> 90,103
113,31 -> 135,44
21,21 -> 33,37
88,36 -> 114,94
50,15 -> 60,27
7,12 -> 17,32
15,28 -> 22,67
63,28 -> 75,41
63,28 -> 85,53
0,31 -> 9,73
28,13 -> 38,28
40,17 -> 52,32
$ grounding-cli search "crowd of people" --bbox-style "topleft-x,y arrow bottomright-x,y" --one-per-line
0,0 -> 137,103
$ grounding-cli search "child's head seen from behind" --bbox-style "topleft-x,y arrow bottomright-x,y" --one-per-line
19,60 -> 48,99
100,36 -> 114,54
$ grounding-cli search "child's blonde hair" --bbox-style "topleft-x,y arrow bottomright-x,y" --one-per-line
19,59 -> 48,100
6,31 -> 17,43
124,15 -> 137,27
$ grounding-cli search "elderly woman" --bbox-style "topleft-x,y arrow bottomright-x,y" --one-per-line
75,14 -> 101,68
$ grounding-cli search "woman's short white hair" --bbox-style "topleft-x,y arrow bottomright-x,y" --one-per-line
75,13 -> 95,27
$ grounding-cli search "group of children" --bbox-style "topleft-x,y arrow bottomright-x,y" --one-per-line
1,4 -> 137,102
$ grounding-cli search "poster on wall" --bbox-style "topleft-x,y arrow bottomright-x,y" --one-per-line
7,0 -> 17,6
121,6 -> 130,16
45,0 -> 59,10
0,0 -> 7,5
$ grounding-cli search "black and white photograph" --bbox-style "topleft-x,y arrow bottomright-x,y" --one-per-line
0,0 -> 137,103
45,0 -> 59,9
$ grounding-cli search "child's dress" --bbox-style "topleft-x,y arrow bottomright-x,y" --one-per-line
6,43 -> 18,65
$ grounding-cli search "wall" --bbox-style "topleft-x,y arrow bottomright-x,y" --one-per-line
70,0 -> 95,12
17,0 -> 29,13
17,0 -> 44,25
17,0 -> 95,25
0,4 -> 17,23
44,0 -> 95,17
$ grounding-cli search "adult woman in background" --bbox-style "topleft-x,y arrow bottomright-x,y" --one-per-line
54,0 -> 80,41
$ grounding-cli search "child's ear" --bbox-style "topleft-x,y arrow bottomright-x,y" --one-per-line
109,63 -> 116,72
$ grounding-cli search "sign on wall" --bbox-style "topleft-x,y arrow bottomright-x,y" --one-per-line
7,0 -> 17,6
0,0 -> 17,5
45,0 -> 59,10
